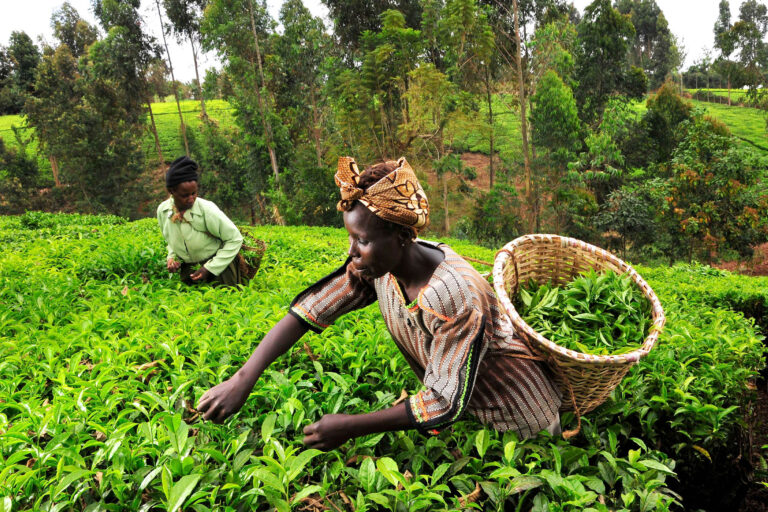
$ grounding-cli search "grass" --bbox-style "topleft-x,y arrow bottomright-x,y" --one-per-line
688,99 -> 768,152
0,99 -> 236,182
686,87 -> 768,103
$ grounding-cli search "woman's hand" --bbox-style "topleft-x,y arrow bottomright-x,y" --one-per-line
190,265 -> 211,282
197,374 -> 252,423
167,258 -> 181,272
303,414 -> 354,451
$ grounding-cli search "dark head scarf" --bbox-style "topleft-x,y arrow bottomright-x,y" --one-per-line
166,156 -> 199,188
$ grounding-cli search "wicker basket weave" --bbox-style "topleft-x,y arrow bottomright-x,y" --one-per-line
492,234 -> 665,420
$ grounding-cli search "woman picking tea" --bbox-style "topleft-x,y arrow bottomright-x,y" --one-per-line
197,157 -> 562,449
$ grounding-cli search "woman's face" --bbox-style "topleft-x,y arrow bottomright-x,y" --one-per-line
343,203 -> 404,280
169,180 -> 198,212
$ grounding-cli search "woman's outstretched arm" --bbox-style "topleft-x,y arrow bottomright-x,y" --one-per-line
302,402 -> 413,451
197,313 -> 308,422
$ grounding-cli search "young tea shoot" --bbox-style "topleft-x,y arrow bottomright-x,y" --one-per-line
514,269 -> 652,355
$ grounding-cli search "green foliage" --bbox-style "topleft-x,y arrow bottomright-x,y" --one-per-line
574,0 -> 642,124
615,0 -> 681,89
515,270 -> 652,355
0,133 -> 38,214
0,214 -> 764,510
51,2 -> 99,59
531,70 -> 581,165
595,185 -> 658,259
462,183 -> 523,247
643,81 -> 694,162
660,114 -> 768,261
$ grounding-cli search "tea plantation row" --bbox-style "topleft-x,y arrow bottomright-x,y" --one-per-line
0,213 -> 765,511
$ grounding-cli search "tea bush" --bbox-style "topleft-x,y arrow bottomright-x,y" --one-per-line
0,214 -> 764,511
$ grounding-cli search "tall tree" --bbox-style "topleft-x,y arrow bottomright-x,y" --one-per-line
6,32 -> 41,114
512,0 -> 533,223
713,0 -> 737,105
0,47 -> 17,115
92,0 -> 164,165
201,0 -> 287,222
614,0 -> 680,89
573,0 -> 644,125
273,0 -> 332,168
163,0 -> 209,118
440,0 -> 497,185
530,70 -> 581,232
732,0 -> 768,96
155,0 -> 190,156
359,9 -> 423,157
27,39 -> 146,213
321,0 -> 423,58
51,2 -> 100,58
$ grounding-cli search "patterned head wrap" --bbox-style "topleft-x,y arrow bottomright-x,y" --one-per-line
335,156 -> 429,234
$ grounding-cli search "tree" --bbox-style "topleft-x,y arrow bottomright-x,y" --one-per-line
573,0 -> 643,125
358,9 -> 423,157
440,0 -> 497,184
614,0 -> 681,89
731,0 -> 768,96
272,0 -> 332,168
51,2 -> 100,58
0,47 -> 16,114
26,42 -> 146,214
321,0 -> 423,58
3,32 -> 41,114
661,116 -> 768,261
713,0 -> 737,105
154,0 -> 190,156
201,0 -> 288,222
643,80 -> 693,163
595,186 -> 656,258
163,0 -> 209,118
92,0 -> 164,165
530,70 -> 581,232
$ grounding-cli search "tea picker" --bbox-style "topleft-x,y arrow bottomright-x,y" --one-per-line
156,156 -> 263,287
197,157 -> 562,450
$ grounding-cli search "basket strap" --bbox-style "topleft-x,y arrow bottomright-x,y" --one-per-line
461,255 -> 493,267
504,351 -> 582,439
503,353 -> 545,362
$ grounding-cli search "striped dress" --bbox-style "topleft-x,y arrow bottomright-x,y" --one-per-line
289,241 -> 562,439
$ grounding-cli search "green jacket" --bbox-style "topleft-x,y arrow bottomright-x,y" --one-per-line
156,197 -> 243,276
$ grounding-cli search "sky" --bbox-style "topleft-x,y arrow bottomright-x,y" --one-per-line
0,0 -> 756,82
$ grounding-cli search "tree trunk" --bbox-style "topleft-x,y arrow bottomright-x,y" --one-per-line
155,0 -> 189,156
146,99 -> 164,164
512,0 -> 532,232
485,67 -> 494,189
49,155 -> 61,187
247,0 -> 280,191
309,88 -> 323,168
443,174 -> 449,233
531,142 -> 540,233
190,37 -> 207,120
727,76 -> 731,106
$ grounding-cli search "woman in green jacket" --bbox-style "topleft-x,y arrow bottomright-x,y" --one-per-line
156,156 -> 246,286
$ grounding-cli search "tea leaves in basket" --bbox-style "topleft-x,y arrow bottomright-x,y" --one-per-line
515,269 -> 652,355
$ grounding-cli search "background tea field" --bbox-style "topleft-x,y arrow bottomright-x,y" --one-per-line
0,213 -> 766,511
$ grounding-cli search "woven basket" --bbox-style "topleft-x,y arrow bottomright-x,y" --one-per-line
237,229 -> 266,280
492,234 -> 665,419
